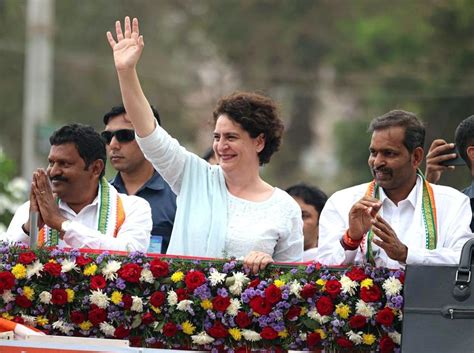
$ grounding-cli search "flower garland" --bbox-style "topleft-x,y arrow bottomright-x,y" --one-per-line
0,242 -> 403,352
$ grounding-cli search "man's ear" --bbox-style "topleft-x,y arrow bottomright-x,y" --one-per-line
466,146 -> 474,164
90,160 -> 105,178
412,146 -> 424,168
255,133 -> 265,153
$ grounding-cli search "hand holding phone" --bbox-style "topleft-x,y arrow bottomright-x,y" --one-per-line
439,146 -> 465,166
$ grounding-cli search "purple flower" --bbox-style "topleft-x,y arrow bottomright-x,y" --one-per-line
217,287 -> 228,297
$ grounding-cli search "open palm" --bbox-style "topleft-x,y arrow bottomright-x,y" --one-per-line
106,16 -> 144,71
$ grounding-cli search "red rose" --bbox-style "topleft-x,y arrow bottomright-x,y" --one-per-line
18,251 -> 36,265
300,283 -> 317,299
212,295 -> 231,312
176,288 -> 189,301
13,317 -> 24,324
141,312 -> 155,325
185,270 -> 206,290
43,262 -> 62,277
235,348 -> 251,353
70,311 -> 85,324
249,279 -> 260,288
88,307 -> 107,326
76,255 -> 93,267
249,296 -> 272,316
325,279 -> 342,298
0,271 -> 15,293
346,267 -> 367,282
118,263 -> 142,283
235,312 -> 252,328
264,284 -> 282,304
15,295 -> 32,308
286,305 -> 302,321
376,307 -> 395,326
399,272 -> 405,284
114,324 -> 130,339
207,321 -> 228,338
129,336 -> 142,347
149,259 -> 169,278
380,335 -> 396,353
316,296 -> 334,316
260,326 -> 278,340
307,331 -> 322,348
336,337 -> 354,348
360,284 -> 382,303
122,294 -> 133,309
163,322 -> 178,337
90,275 -> 107,290
51,288 -> 68,305
150,291 -> 165,307
349,315 -> 367,329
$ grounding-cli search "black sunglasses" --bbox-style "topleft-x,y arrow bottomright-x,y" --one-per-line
101,129 -> 135,144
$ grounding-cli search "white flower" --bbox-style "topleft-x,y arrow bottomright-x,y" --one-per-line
101,260 -> 122,281
176,299 -> 193,313
27,260 -> 44,279
6,177 -> 28,199
226,298 -> 241,317
340,275 -> 358,296
140,268 -> 154,283
382,277 -> 403,296
191,331 -> 215,345
289,279 -> 302,298
346,330 -> 363,345
100,322 -> 116,337
398,310 -> 403,321
167,290 -> 178,306
61,259 -> 78,273
39,291 -> 52,304
299,332 -> 307,341
209,268 -> 226,286
21,314 -> 36,326
52,320 -> 74,335
388,331 -> 401,345
307,309 -> 330,324
89,289 -> 110,309
227,271 -> 249,295
229,282 -> 243,295
131,296 -> 143,312
241,329 -> 261,342
1,290 -> 14,303
232,271 -> 249,284
355,299 -> 375,318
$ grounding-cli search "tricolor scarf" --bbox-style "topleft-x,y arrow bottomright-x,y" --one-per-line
363,171 -> 437,265
37,177 -> 125,246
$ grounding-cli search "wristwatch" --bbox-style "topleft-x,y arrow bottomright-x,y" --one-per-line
61,220 -> 72,233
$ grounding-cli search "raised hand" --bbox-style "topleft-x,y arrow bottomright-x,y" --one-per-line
348,196 -> 382,241
425,139 -> 456,184
106,16 -> 144,71
371,214 -> 408,262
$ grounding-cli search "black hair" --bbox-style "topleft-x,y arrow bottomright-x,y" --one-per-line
103,104 -> 161,126
202,147 -> 216,162
49,123 -> 106,178
286,183 -> 328,214
455,115 -> 474,169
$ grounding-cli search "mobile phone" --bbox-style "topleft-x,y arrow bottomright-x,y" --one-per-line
440,146 -> 466,166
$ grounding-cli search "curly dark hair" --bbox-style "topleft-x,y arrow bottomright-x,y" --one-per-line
212,91 -> 284,165
49,123 -> 106,178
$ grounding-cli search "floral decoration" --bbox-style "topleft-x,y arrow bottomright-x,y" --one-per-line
0,242 -> 404,352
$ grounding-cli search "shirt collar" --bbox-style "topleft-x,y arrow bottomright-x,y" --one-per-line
378,175 -> 421,208
111,170 -> 165,193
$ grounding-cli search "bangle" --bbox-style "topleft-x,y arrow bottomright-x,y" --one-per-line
341,230 -> 362,250
21,223 -> 30,235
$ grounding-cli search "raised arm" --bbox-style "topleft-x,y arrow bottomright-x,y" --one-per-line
424,139 -> 456,184
106,17 -> 155,137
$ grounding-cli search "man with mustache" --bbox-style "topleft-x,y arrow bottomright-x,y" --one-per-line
5,123 -> 152,251
317,110 -> 473,268
102,105 -> 176,253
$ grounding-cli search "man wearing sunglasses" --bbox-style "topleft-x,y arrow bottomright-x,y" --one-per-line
102,105 -> 176,254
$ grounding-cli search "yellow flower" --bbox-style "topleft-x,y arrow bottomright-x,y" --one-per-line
278,329 -> 288,338
182,320 -> 196,335
37,316 -> 49,326
360,278 -> 373,289
171,271 -> 184,283
363,333 -> 377,345
1,313 -> 13,320
66,288 -> 75,303
111,291 -> 123,305
274,279 -> 285,288
79,321 -> 93,331
83,264 -> 97,276
229,328 -> 241,341
23,286 -> 35,300
151,306 -> 161,314
315,328 -> 327,340
300,307 -> 308,316
316,278 -> 326,290
201,299 -> 213,310
11,264 -> 27,279
48,259 -> 57,263
335,303 -> 351,319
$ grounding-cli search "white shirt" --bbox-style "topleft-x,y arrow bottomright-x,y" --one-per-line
303,247 -> 319,262
4,188 -> 152,252
317,176 -> 473,269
